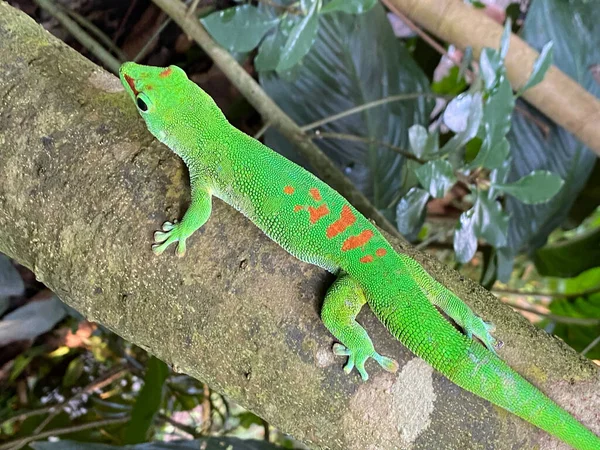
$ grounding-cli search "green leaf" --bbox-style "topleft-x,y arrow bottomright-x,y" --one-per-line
322,0 -> 377,15
469,136 -> 510,170
432,66 -> 467,96
458,47 -> 473,80
479,48 -> 502,91
62,357 -> 85,387
0,254 -> 24,298
444,93 -> 475,133
518,41 -> 554,94
0,295 -> 66,346
415,160 -> 456,198
499,18 -> 512,60
440,93 -> 483,155
396,187 -> 430,240
454,209 -> 477,263
260,4 -> 432,212
277,0 -> 321,71
545,267 -> 600,359
534,227 -> 600,278
123,356 -> 169,444
408,125 -> 438,158
473,191 -> 509,247
493,170 -> 564,204
255,17 -> 295,72
201,5 -> 279,53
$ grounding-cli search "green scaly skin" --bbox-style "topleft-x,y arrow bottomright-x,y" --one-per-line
120,63 -> 600,449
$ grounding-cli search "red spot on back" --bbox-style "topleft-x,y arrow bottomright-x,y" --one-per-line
308,204 -> 330,224
159,67 -> 172,78
294,205 -> 303,212
326,205 -> 356,238
284,186 -> 295,195
360,255 -> 374,263
376,248 -> 387,257
146,85 -> 153,90
341,230 -> 374,251
309,188 -> 322,201
124,74 -> 139,96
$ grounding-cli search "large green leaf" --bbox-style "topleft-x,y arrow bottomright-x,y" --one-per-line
473,190 -> 509,247
534,227 -> 600,278
545,267 -> 600,360
201,5 -> 279,53
396,187 -> 429,240
123,356 -> 169,444
503,0 -> 599,266
259,4 -> 432,212
277,0 -> 321,71
493,170 -> 564,205
454,210 -> 477,264
415,160 -> 456,198
518,42 -> 554,94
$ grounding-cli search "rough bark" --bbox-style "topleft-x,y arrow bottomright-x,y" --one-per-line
386,0 -> 600,158
0,3 -> 598,449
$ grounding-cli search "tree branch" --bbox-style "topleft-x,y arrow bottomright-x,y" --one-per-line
0,3 -> 598,449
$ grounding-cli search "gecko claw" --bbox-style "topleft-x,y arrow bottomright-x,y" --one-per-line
332,343 -> 396,381
151,220 -> 190,256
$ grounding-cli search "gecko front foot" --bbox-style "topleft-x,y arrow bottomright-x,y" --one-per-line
152,220 -> 189,257
333,343 -> 398,381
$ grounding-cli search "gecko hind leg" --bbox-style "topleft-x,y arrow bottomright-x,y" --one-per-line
322,274 -> 399,381
400,255 -> 502,353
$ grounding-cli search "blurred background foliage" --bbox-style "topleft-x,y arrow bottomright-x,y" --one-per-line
1,0 -> 599,448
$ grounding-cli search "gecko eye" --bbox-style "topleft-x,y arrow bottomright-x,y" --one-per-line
136,96 -> 148,112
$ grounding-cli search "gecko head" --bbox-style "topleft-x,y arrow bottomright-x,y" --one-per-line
119,62 -> 226,150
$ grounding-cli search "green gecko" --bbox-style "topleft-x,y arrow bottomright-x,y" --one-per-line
119,62 -> 600,450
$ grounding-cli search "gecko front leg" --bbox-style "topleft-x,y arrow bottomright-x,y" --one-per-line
153,186 -> 212,257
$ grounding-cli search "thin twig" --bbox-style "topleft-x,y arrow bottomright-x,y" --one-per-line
381,0 -> 460,66
582,335 -> 600,356
310,131 -> 424,163
133,17 -> 172,62
493,285 -> 600,300
300,93 -> 443,132
157,412 -> 200,437
0,417 -> 129,450
2,365 -> 128,428
507,303 -> 599,326
63,8 -> 128,60
34,0 -> 121,74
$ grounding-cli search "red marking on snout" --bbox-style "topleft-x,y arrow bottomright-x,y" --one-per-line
124,74 -> 139,96
160,67 -> 172,78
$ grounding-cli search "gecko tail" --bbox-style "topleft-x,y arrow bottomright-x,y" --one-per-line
447,340 -> 600,450
369,279 -> 600,450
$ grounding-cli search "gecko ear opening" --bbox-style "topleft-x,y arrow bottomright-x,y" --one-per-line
136,93 -> 152,113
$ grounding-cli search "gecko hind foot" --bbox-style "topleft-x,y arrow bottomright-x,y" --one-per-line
466,317 -> 500,353
333,343 -> 398,381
